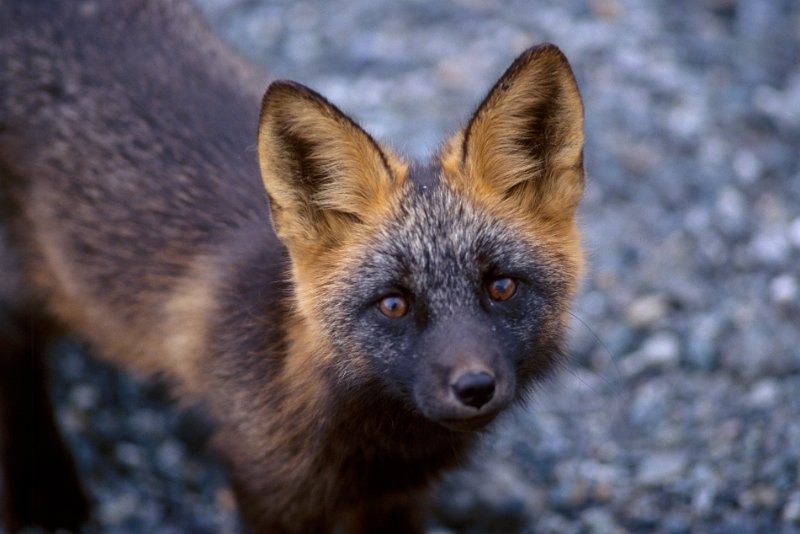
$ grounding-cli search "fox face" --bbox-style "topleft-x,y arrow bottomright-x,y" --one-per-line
258,44 -> 585,431
315,180 -> 579,430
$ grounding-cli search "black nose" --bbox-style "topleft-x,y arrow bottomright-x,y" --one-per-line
452,372 -> 495,409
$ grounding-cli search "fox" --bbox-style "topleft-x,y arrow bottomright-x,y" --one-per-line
0,0 -> 586,532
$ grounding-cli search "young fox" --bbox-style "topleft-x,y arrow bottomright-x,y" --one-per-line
0,0 -> 586,531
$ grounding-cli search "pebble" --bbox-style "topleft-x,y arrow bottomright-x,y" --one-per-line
630,380 -> 671,425
69,384 -> 99,410
715,186 -> 747,234
789,216 -> 800,248
625,293 -> 669,328
738,485 -> 781,510
770,274 -> 798,304
746,379 -> 780,409
623,332 -> 681,376
636,452 -> 689,486
156,440 -> 186,474
732,150 -> 762,183
115,442 -> 145,468
685,336 -> 718,371
581,507 -> 622,534
692,485 -> 716,516
750,228 -> 791,265
98,493 -> 140,525
783,491 -> 800,524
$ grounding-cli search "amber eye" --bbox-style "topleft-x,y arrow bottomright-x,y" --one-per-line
487,277 -> 517,301
378,294 -> 409,318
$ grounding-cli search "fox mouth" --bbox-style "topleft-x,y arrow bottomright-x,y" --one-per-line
437,411 -> 501,432
414,372 -> 515,432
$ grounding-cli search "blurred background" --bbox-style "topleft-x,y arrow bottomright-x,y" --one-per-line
24,0 -> 800,532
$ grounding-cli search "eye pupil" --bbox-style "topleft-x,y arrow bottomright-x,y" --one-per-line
488,277 -> 517,301
379,295 -> 408,318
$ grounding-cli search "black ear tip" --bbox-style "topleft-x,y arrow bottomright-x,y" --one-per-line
260,79 -> 339,119
520,42 -> 570,66
263,80 -> 310,103
266,79 -> 300,92
260,80 -> 317,125
529,42 -> 562,53
260,80 -> 297,118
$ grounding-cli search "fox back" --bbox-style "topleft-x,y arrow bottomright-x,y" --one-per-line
0,0 -> 586,532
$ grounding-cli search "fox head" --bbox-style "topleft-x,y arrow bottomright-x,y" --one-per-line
257,44 -> 585,431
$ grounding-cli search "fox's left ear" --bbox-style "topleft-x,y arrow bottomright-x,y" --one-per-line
444,44 -> 585,221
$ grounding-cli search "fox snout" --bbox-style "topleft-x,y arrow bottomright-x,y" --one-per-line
451,370 -> 495,409
413,319 -> 516,431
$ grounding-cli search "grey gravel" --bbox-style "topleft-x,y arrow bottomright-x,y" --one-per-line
8,0 -> 800,532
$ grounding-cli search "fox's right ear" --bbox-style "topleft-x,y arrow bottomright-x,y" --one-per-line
442,44 -> 585,222
257,81 -> 407,255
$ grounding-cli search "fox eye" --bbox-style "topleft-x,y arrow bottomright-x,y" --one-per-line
378,294 -> 409,319
487,277 -> 517,302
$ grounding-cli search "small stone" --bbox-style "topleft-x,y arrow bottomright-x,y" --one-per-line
693,486 -> 716,515
130,410 -> 162,435
581,507 -> 622,533
685,206 -> 711,234
716,186 -> 746,233
738,485 -> 780,510
625,293 -> 669,328
685,337 -> 718,371
156,440 -> 185,473
789,216 -> 800,248
783,491 -> 800,523
637,452 -> 688,486
750,228 -> 791,265
752,85 -> 784,118
699,136 -> 728,166
579,460 -> 622,484
746,379 -> 780,409
623,333 -> 681,377
640,332 -> 681,368
618,142 -> 661,174
663,514 -> 691,534
99,493 -> 139,525
667,97 -> 705,139
732,150 -> 762,183
115,442 -> 144,468
69,384 -> 98,410
589,0 -> 621,20
685,316 -> 722,371
57,408 -> 85,434
770,274 -> 798,304
630,380 -> 671,425
752,486 -> 779,508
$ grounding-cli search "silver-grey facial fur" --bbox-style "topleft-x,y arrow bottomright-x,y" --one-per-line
319,164 -> 570,426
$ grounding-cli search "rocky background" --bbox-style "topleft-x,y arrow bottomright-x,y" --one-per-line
12,0 -> 800,532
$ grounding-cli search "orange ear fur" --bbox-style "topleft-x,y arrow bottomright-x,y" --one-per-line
257,81 -> 407,254
442,44 -> 585,223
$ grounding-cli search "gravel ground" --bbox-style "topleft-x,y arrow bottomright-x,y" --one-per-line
11,0 -> 800,532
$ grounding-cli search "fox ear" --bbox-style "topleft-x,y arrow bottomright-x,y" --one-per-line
257,81 -> 406,251
446,44 -> 585,220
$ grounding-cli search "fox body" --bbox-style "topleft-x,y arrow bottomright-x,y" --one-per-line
0,0 -> 586,532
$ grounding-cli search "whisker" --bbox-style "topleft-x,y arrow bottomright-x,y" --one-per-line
567,310 -> 623,386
